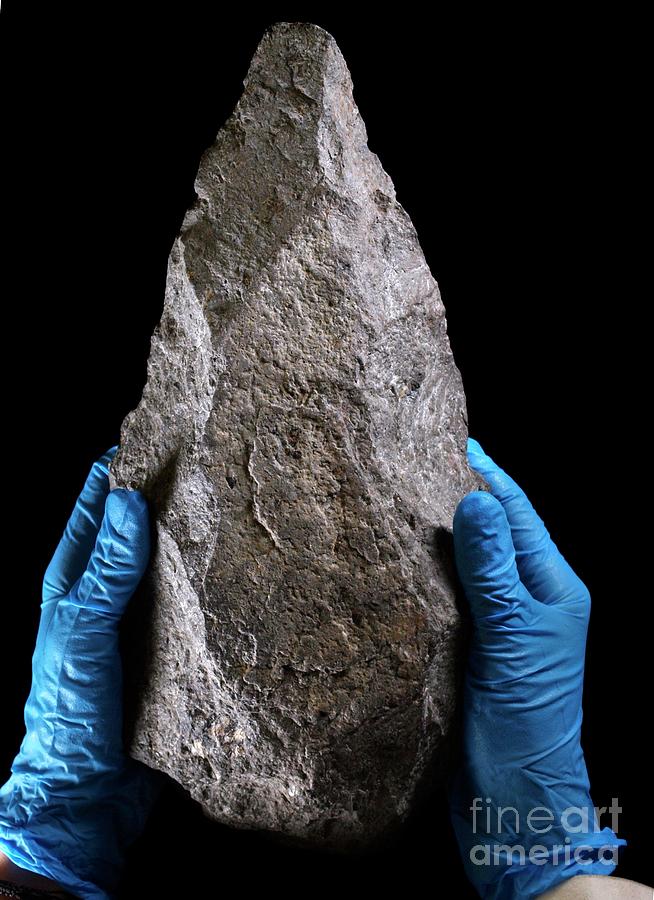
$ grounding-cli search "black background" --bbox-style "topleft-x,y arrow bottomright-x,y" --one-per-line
2,5 -> 650,896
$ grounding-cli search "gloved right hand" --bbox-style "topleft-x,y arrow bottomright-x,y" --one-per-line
0,449 -> 161,899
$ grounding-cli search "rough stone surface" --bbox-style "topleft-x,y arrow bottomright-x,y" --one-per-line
112,21 -> 482,847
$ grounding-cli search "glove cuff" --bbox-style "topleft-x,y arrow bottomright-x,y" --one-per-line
0,772 -> 132,900
484,827 -> 627,900
0,835 -> 107,900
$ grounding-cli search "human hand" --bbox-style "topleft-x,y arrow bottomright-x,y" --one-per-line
0,449 -> 160,900
448,439 -> 625,899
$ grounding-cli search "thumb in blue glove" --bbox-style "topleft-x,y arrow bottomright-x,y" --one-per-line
0,449 -> 161,900
448,438 -> 625,900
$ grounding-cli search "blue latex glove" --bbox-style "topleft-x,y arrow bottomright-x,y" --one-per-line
448,439 -> 625,899
0,449 -> 160,900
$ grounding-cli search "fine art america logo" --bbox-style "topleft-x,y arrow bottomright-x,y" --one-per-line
469,798 -> 623,867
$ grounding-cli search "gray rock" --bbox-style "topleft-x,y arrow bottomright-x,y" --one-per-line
112,21 -> 481,847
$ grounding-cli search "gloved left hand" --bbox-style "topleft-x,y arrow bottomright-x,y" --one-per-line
0,448 -> 160,900
448,439 -> 625,899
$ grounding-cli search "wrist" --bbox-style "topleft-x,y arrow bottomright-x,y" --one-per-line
449,771 -> 627,900
0,854 -> 65,893
472,828 -> 626,900
0,775 -> 115,900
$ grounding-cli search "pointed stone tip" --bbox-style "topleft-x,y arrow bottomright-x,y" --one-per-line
246,21 -> 346,90
235,20 -> 353,123
262,21 -> 339,53
193,17 -> 368,204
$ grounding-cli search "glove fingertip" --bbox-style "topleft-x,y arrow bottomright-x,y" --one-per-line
467,437 -> 500,476
454,489 -> 505,538
93,446 -> 118,477
467,436 -> 487,459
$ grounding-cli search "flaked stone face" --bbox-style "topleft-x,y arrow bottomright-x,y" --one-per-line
112,21 -> 482,848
